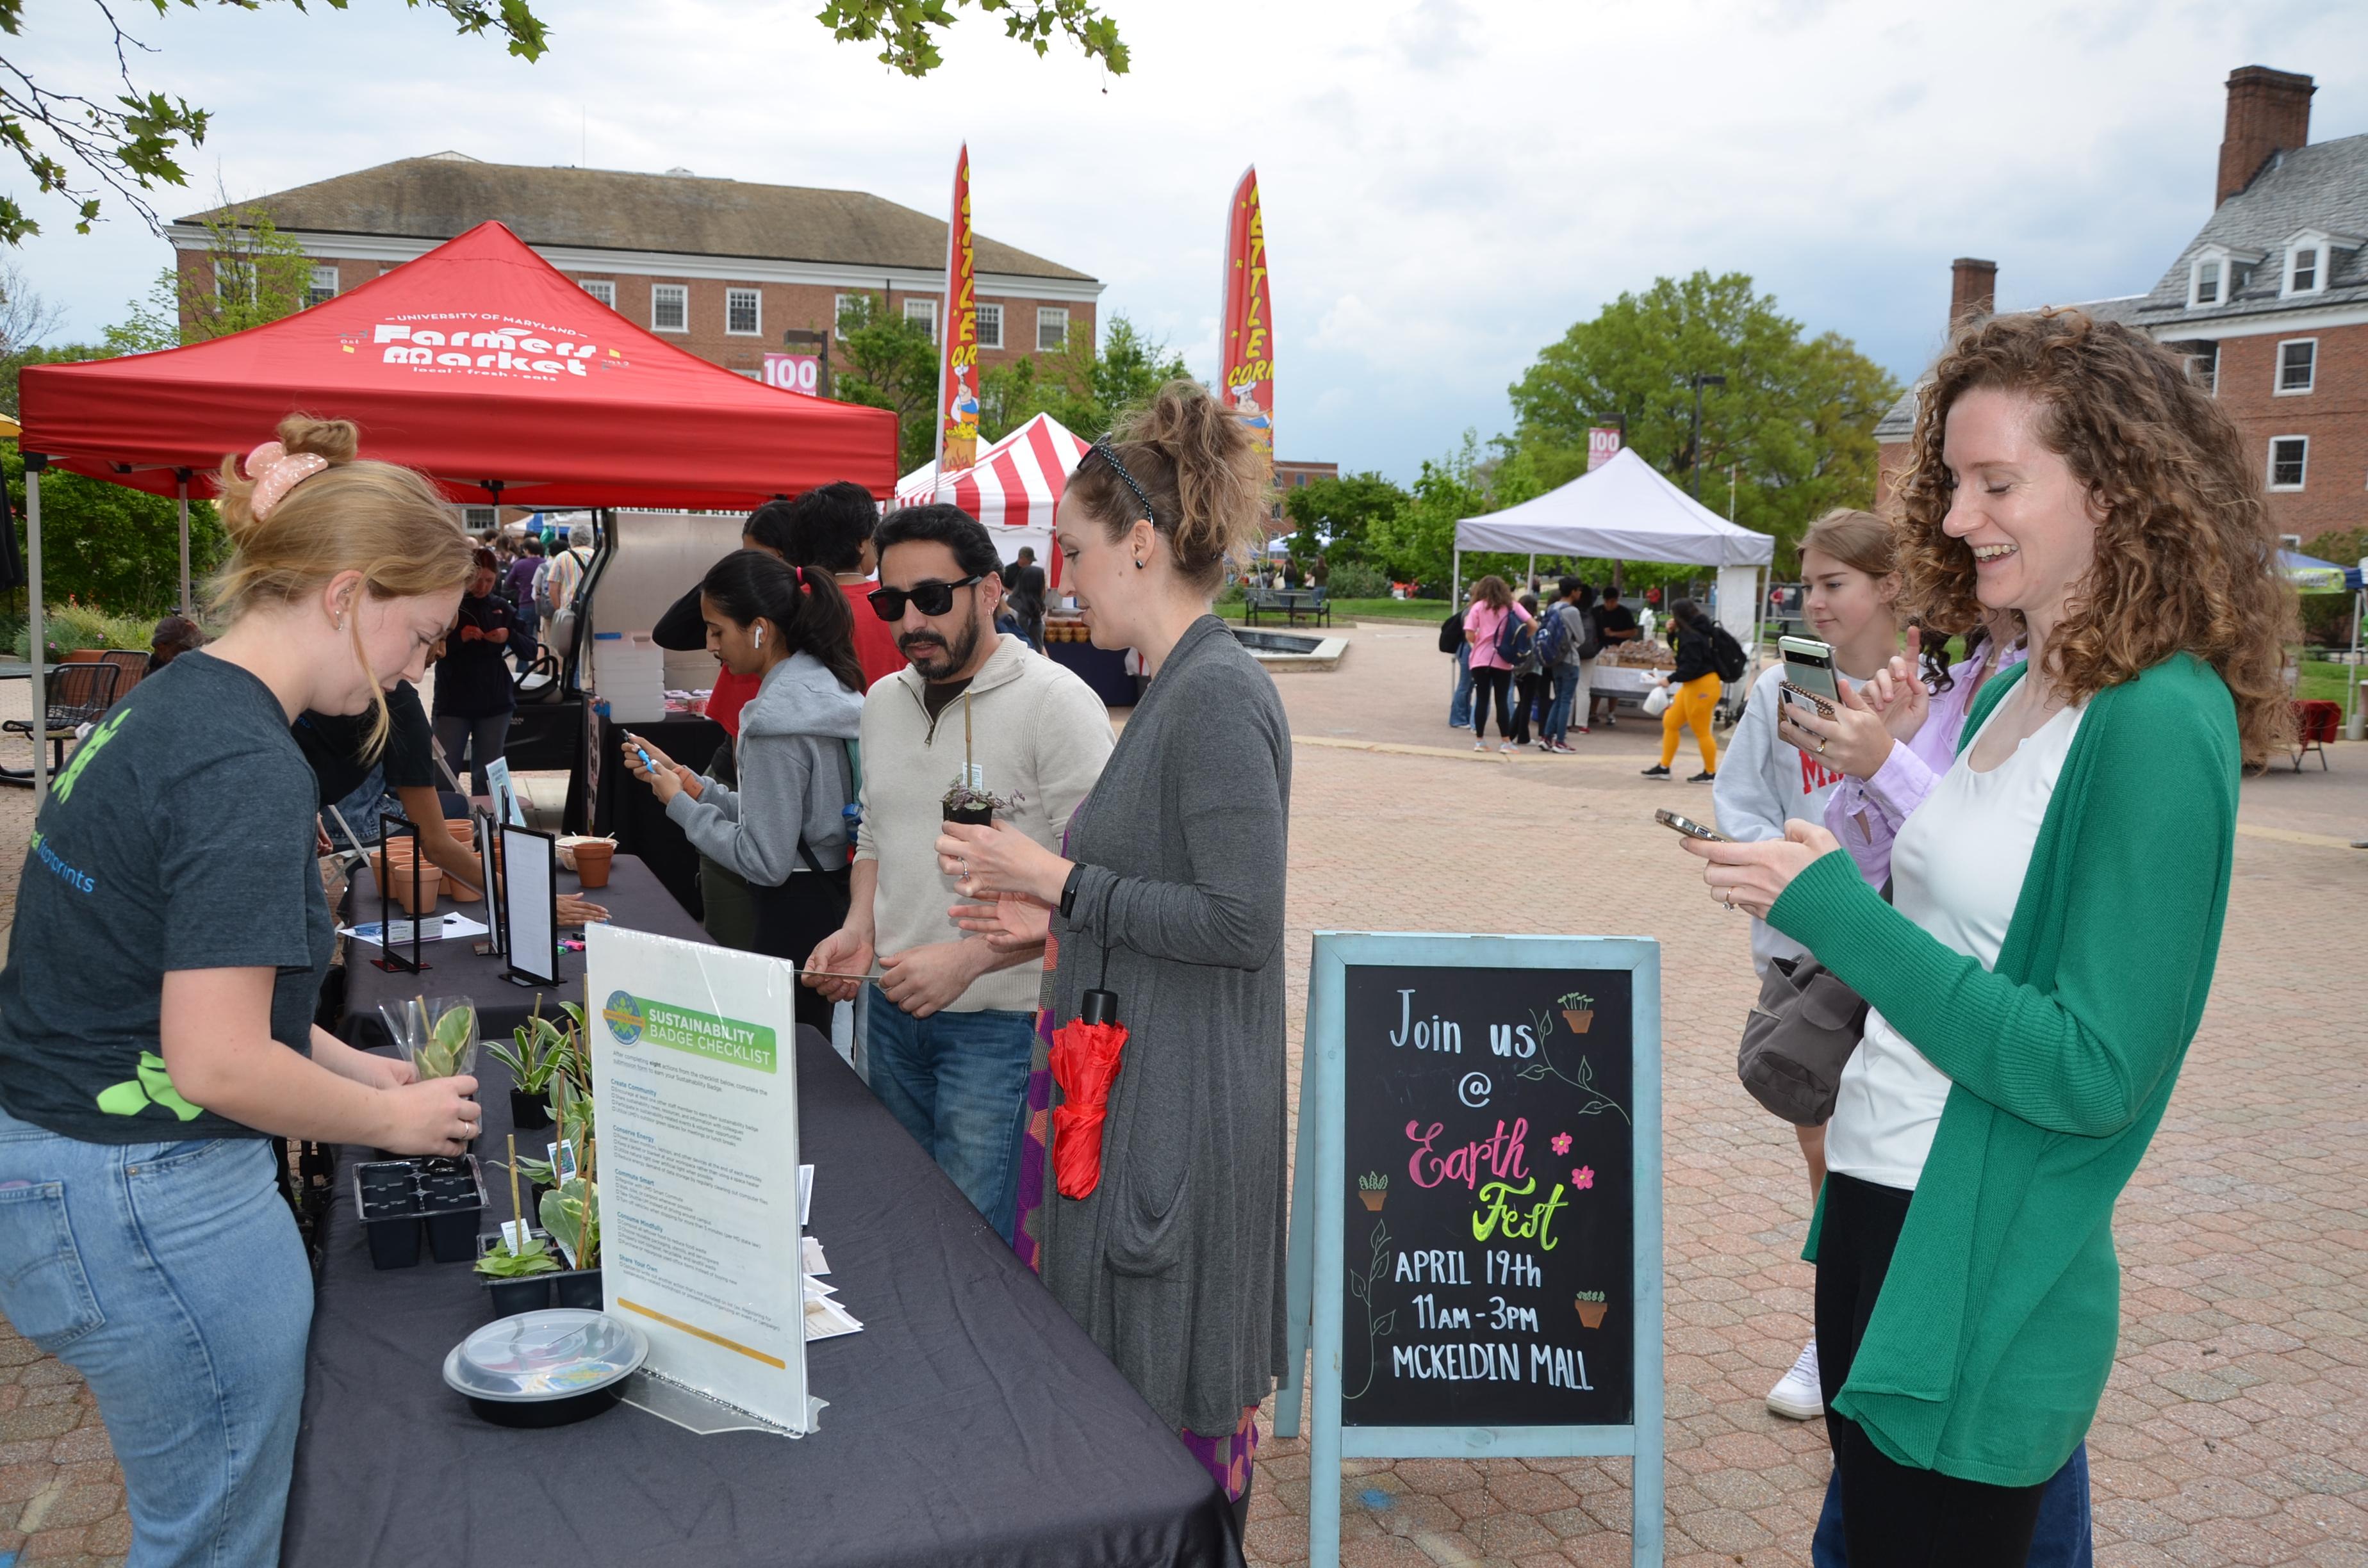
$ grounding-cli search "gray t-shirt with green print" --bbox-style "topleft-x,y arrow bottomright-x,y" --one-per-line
0,651 -> 332,1142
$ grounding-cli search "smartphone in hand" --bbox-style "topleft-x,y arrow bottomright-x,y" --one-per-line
1655,808 -> 1731,843
1778,636 -> 1841,706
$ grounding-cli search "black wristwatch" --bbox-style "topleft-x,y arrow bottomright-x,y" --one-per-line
1058,863 -> 1085,920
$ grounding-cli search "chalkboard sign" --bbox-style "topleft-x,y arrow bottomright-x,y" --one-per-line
1278,934 -> 1662,1568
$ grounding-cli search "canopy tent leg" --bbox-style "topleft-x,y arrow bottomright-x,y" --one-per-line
2348,588 -> 2363,739
1525,552 -> 1535,593
26,461 -> 44,796
1451,549 -> 1461,608
176,471 -> 192,616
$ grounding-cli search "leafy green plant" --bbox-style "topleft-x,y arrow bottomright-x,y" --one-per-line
541,1177 -> 598,1270
942,780 -> 1020,816
475,1233 -> 561,1279
488,1010 -> 564,1094
402,1000 -> 477,1081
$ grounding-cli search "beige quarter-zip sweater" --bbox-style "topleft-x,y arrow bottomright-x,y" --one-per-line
854,633 -> 1114,1013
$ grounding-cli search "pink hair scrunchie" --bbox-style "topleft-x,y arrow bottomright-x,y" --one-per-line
243,440 -> 331,521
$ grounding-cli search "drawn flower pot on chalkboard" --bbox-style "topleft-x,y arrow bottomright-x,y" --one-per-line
1574,1291 -> 1609,1330
1558,992 -> 1596,1033
1358,1172 -> 1388,1212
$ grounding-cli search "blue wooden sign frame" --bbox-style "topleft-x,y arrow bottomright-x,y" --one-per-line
1276,931 -> 1663,1568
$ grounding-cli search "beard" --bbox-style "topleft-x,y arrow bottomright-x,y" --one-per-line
898,605 -> 985,682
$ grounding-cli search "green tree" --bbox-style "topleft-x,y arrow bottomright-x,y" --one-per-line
5,446 -> 226,615
977,314 -> 1187,444
1281,471 -> 1406,567
831,291 -> 942,473
1502,272 -> 1900,570
1364,432 -> 1511,589
1,0 -> 1123,247
109,203 -> 311,352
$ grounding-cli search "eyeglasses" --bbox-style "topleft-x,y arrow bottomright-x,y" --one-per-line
867,574 -> 984,621
1080,439 -> 1158,527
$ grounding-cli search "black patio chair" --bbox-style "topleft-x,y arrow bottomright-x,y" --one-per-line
1,661 -> 122,781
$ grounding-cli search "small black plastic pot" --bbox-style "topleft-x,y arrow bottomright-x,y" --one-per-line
509,1090 -> 553,1131
942,801 -> 993,826
354,1161 -> 423,1270
483,1276 -> 554,1318
552,1268 -> 604,1311
423,1200 -> 484,1264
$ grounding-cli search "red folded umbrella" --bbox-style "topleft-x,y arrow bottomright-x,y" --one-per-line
1050,1018 -> 1129,1199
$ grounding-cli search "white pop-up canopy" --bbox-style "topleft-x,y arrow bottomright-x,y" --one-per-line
1454,447 -> 1774,567
1453,447 -> 1777,655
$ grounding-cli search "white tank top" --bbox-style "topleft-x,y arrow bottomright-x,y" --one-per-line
1824,692 -> 2085,1191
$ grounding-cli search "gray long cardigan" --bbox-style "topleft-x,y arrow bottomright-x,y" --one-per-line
1040,616 -> 1292,1437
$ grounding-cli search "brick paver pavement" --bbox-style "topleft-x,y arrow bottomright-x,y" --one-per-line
1,626 -> 2363,1567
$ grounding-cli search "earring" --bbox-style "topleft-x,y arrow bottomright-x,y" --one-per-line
1134,556 -> 1146,570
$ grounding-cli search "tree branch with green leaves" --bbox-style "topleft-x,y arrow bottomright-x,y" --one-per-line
816,0 -> 1125,78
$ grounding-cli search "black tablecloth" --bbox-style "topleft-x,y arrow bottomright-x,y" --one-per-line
285,1035 -> 1237,1567
340,854 -> 707,1050
1047,637 -> 1139,707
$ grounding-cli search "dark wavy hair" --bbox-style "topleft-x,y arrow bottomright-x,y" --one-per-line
698,550 -> 863,694
1893,309 -> 2292,763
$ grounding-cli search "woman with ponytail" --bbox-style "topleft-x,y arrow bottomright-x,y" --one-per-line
0,414 -> 483,1566
935,380 -> 1290,1532
621,551 -> 864,1031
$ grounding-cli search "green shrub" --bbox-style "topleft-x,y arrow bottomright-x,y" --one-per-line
1324,561 -> 1392,600
10,602 -> 159,660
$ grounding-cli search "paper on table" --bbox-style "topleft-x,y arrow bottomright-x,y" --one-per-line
802,1236 -> 829,1277
804,1293 -> 862,1342
340,912 -> 490,946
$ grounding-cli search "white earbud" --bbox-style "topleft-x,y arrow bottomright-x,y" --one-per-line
753,626 -> 764,648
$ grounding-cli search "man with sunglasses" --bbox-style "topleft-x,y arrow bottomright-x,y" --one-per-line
804,503 -> 1113,1245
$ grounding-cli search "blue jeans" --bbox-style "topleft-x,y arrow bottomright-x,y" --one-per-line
1545,663 -> 1581,742
862,986 -> 1037,1243
0,1105 -> 312,1568
1449,643 -> 1473,728
434,710 -> 511,798
326,762 -> 393,848
1811,1442 -> 2091,1567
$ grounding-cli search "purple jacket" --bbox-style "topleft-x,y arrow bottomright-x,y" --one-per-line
1823,642 -> 2029,886
502,556 -> 540,606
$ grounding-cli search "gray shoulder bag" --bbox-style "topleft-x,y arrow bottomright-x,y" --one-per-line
1735,880 -> 1889,1127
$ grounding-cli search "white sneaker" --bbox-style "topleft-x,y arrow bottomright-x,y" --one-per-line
1766,1339 -> 1822,1419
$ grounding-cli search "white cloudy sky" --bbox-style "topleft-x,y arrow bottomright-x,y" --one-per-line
11,0 -> 2366,480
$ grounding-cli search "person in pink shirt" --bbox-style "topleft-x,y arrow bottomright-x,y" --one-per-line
1462,575 -> 1534,753
1787,614 -> 2028,887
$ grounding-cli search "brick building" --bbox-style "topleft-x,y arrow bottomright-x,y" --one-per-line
173,152 -> 1101,386
1877,67 -> 2366,544
1269,458 -> 1340,529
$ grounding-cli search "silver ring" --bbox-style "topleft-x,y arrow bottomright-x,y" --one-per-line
1723,892 -> 1734,910
959,857 -> 971,880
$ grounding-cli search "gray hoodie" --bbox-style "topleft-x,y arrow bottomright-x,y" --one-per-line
664,651 -> 864,887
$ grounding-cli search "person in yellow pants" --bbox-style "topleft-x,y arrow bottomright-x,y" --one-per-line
1641,599 -> 1723,782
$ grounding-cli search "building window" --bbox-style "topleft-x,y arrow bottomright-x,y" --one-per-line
905,297 -> 937,343
2191,257 -> 2223,307
834,293 -> 865,334
726,288 -> 761,336
463,507 -> 498,532
306,265 -> 338,307
2278,339 -> 2317,395
975,301 -> 1003,350
1037,307 -> 1069,352
2269,436 -> 2308,491
651,284 -> 688,333
215,258 -> 256,304
2287,245 -> 2322,296
2186,341 -> 2219,395
580,279 -> 616,309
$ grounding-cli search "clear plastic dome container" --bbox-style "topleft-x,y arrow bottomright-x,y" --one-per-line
443,1309 -> 647,1407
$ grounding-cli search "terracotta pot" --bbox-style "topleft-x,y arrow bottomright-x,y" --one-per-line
571,841 -> 614,889
1562,1009 -> 1594,1034
390,865 -> 442,915
1575,1298 -> 1608,1330
1359,1189 -> 1386,1212
62,649 -> 105,664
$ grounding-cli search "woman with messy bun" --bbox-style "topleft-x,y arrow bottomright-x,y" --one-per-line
0,413 -> 479,1564
937,379 -> 1291,1529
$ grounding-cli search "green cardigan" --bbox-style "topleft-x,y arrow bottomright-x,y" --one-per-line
1768,653 -> 2239,1487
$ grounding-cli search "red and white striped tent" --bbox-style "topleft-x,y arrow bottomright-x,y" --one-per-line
894,412 -> 1089,589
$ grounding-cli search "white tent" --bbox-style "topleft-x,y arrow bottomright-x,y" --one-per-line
1452,446 -> 1776,650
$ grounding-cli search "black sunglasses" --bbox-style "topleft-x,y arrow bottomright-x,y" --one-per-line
867,573 -> 984,621
1080,439 -> 1158,526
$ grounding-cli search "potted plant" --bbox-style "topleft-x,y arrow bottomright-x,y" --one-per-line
1558,992 -> 1595,1034
395,998 -> 479,1083
486,1000 -> 568,1129
1574,1291 -> 1609,1330
1358,1172 -> 1389,1212
541,1076 -> 601,1307
940,692 -> 1020,825
479,1133 -> 563,1314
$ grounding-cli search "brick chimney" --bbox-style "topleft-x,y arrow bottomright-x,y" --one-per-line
1950,258 -> 1996,331
2217,66 -> 2313,206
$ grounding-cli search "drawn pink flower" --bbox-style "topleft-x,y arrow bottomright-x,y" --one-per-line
1550,1132 -> 1572,1156
1571,1166 -> 1595,1191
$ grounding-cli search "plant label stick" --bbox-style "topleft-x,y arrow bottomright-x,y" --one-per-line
506,1134 -> 524,1255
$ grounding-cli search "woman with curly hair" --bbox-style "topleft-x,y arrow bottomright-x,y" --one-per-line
1682,309 -> 2288,1564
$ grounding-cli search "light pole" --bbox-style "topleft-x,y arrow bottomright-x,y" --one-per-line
1688,373 -> 1725,499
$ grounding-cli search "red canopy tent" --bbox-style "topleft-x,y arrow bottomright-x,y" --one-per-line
12,220 -> 899,790
17,219 -> 896,508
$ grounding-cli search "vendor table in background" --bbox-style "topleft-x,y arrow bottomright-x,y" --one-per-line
589,709 -> 724,920
283,1025 -> 1237,1568
340,853 -> 704,1050
1046,635 -> 1137,707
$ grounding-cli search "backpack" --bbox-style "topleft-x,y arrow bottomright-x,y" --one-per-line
1533,603 -> 1571,666
1710,623 -> 1748,683
1575,606 -> 1603,661
1494,607 -> 1534,667
1438,607 -> 1464,655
